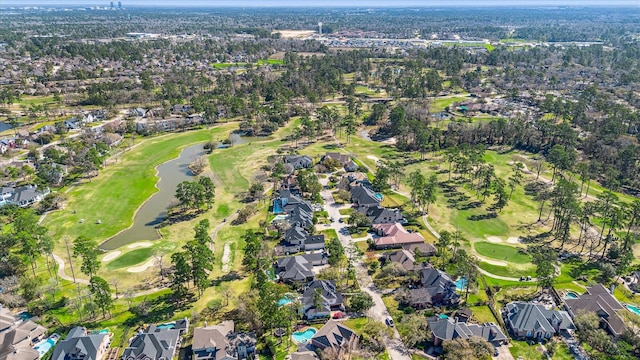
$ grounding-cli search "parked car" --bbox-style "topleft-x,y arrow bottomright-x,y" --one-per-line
385,317 -> 395,327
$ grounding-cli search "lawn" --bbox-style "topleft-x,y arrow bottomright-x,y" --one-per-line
509,340 -> 546,360
474,242 -> 530,264
468,305 -> 498,324
320,228 -> 338,241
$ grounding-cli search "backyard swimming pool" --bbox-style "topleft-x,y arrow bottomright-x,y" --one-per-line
455,277 -> 467,291
564,291 -> 579,299
156,322 -> 176,330
292,328 -> 317,344
34,334 -> 59,358
278,297 -> 293,306
627,304 -> 640,317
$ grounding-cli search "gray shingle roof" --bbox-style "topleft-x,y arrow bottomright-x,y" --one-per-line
122,328 -> 180,360
51,327 -> 108,360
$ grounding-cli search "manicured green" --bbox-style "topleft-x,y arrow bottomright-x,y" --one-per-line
105,248 -> 154,270
474,242 -> 531,264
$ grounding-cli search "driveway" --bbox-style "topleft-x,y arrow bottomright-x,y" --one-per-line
494,344 -> 515,360
319,177 -> 412,360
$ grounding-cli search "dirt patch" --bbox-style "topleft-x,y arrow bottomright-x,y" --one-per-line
102,251 -> 121,262
486,236 -> 502,243
127,259 -> 155,273
128,241 -> 152,249
221,243 -> 232,273
507,237 -> 520,244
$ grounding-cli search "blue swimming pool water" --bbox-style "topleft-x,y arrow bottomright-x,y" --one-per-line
156,323 -> 175,330
90,329 -> 110,335
18,311 -> 32,321
439,314 -> 449,319
273,200 -> 284,214
565,291 -> 579,299
292,328 -> 317,343
455,277 -> 467,291
627,304 -> 640,316
34,338 -> 57,357
278,298 -> 293,306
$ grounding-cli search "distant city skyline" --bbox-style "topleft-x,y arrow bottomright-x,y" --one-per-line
3,0 -> 639,7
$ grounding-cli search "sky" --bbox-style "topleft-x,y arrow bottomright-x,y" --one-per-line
4,0 -> 639,7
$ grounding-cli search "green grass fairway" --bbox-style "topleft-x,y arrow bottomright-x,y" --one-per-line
474,242 -> 530,264
105,248 -> 154,270
44,124 -> 236,246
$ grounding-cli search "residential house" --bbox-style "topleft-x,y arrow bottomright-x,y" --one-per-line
310,321 -> 355,352
358,206 -> 405,225
350,185 -> 381,209
0,318 -> 47,360
122,324 -> 182,360
403,243 -> 437,257
380,249 -> 416,271
564,284 -> 626,337
279,175 -> 300,196
372,223 -> 425,250
130,108 -> 147,117
275,253 -> 328,283
408,267 -> 460,309
283,155 -> 313,173
322,153 -> 358,172
0,308 -> 14,332
503,301 -> 575,340
64,119 -> 80,130
51,326 -> 110,360
279,226 -> 325,254
302,280 -> 345,320
0,185 -> 49,207
428,316 -> 507,346
192,321 -> 256,360
337,172 -> 370,191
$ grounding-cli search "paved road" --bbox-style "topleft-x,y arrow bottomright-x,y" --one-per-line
319,178 -> 412,360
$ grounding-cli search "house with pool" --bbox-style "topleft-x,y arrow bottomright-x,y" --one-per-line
192,321 -> 256,360
122,321 -> 188,360
51,326 -> 110,360
503,301 -> 574,340
564,284 -> 627,337
0,308 -> 48,360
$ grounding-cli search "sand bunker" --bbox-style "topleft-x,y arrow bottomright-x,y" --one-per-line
486,236 -> 502,243
128,241 -> 152,249
101,251 -> 121,262
366,155 -> 380,163
127,259 -> 155,273
221,243 -> 232,273
476,255 -> 508,267
507,237 -> 520,244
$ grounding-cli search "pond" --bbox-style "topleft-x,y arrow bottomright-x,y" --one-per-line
99,144 -> 204,250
